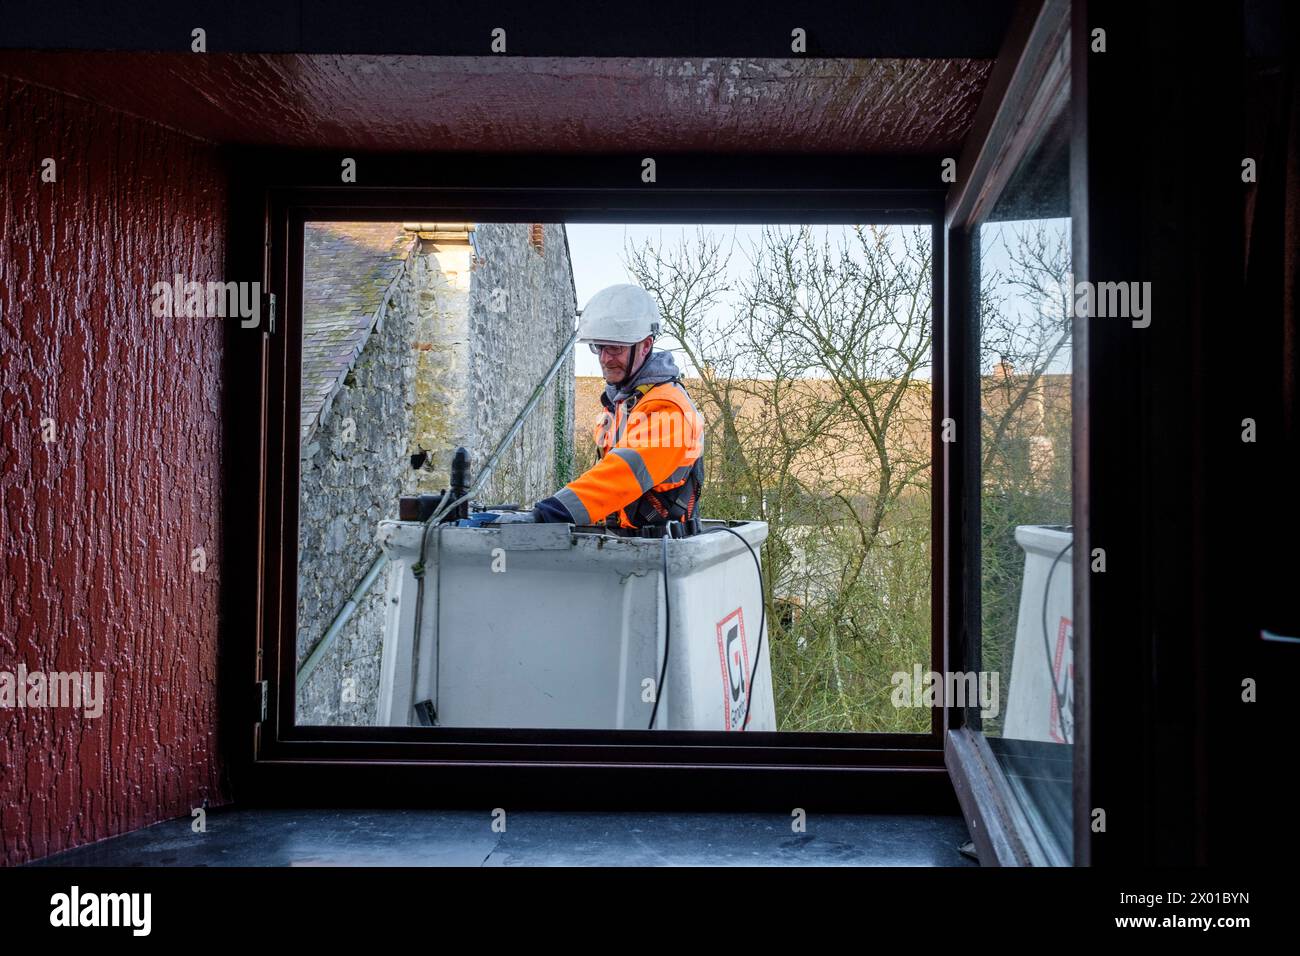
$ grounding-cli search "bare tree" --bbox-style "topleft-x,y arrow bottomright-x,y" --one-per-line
744,225 -> 933,546
975,217 -> 1074,729
619,225 -> 942,730
979,219 -> 1073,487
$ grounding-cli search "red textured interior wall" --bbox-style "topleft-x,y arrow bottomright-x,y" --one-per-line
1,77 -> 229,865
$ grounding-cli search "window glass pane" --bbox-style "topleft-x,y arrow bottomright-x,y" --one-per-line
974,103 -> 1074,863
293,222 -> 934,734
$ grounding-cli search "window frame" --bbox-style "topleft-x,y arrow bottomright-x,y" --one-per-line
939,0 -> 1084,864
223,152 -> 966,809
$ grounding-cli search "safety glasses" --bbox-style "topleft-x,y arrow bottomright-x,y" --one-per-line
587,342 -> 633,356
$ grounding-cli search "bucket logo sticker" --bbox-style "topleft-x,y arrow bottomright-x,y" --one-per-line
1050,617 -> 1074,744
715,608 -> 751,730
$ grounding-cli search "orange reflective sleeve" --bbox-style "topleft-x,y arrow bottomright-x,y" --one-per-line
556,395 -> 696,524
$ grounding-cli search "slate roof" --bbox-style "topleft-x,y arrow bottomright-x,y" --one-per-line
301,222 -> 415,446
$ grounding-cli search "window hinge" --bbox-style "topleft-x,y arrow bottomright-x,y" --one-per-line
256,680 -> 268,723
263,292 -> 277,335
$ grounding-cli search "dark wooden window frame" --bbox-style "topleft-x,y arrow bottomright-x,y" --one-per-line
218,100 -> 1051,809
939,0 -> 1085,865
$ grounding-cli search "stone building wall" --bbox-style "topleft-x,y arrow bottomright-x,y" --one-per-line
467,223 -> 577,507
297,224 -> 417,726
296,222 -> 576,727
406,222 -> 577,503
407,238 -> 472,494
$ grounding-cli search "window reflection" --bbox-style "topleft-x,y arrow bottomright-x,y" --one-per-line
975,103 -> 1074,863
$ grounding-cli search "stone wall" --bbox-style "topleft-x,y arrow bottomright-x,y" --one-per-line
407,238 -> 472,494
297,225 -> 416,726
408,222 -> 576,503
296,222 -> 576,726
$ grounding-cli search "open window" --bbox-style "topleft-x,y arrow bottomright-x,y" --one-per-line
228,14 -> 1081,819
292,220 -> 939,739
233,159 -> 966,807
941,0 -> 1080,865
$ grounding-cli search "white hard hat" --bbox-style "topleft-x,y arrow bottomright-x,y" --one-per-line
577,284 -> 661,345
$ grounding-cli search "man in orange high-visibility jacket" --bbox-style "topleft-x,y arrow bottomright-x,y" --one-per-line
496,284 -> 705,532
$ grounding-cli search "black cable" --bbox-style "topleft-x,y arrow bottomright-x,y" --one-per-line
1040,536 -> 1073,742
648,524 -> 768,731
708,525 -> 766,732
648,533 -> 671,730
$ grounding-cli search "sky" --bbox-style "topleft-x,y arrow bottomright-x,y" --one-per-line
562,220 -> 1072,379
566,223 -> 776,377
564,222 -> 912,378
976,216 -> 1074,376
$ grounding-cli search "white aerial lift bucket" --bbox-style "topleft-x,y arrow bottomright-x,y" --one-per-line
1002,524 -> 1074,744
375,518 -> 776,731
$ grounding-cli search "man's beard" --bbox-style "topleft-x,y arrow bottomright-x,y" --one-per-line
606,345 -> 642,386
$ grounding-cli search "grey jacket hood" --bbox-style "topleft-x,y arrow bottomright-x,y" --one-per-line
602,349 -> 682,406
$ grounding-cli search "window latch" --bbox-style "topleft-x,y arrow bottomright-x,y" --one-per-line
262,292 -> 277,335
